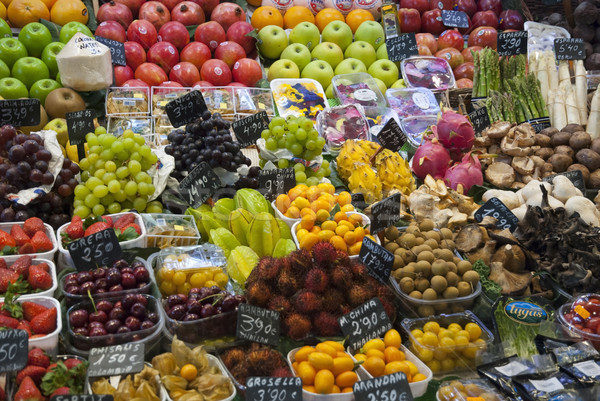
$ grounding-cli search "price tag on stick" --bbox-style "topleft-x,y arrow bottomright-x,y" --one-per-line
338,298 -> 392,351
246,377 -> 302,401
165,90 -> 208,127
442,10 -> 469,28
474,197 -> 520,232
386,33 -> 418,62
370,193 -> 402,234
95,36 -> 126,66
66,109 -> 95,160
377,118 -> 406,152
232,111 -> 269,148
67,228 -> 123,270
0,329 -> 28,373
542,170 -> 586,192
88,343 -> 145,377
0,99 -> 40,127
497,31 -> 528,56
51,396 -> 114,401
554,38 -> 585,60
179,161 -> 223,208
353,372 -> 413,401
468,106 -> 491,135
258,167 -> 296,201
236,304 -> 281,347
359,237 -> 394,284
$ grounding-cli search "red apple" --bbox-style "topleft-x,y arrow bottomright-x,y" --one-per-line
210,2 -> 246,32
114,65 -> 134,86
192,80 -> 213,88
158,21 -> 190,50
477,0 -> 502,16
159,0 -> 181,10
180,41 -> 211,70
418,44 -> 432,55
135,62 -> 168,86
227,21 -> 256,56
457,0 -> 477,17
227,82 -> 246,87
499,10 -> 524,30
453,62 -> 474,80
114,0 -> 145,17
416,33 -> 438,54
127,19 -> 158,50
200,59 -> 231,86
472,10 -> 498,29
171,1 -> 205,25
97,1 -> 133,30
456,78 -> 473,88
124,41 -> 147,70
421,9 -> 445,36
438,29 -> 465,51
435,47 -> 464,69
154,80 -> 184,93
461,45 -> 482,62
170,61 -> 201,86
232,58 -> 261,87
122,78 -> 150,87
398,8 -> 421,33
214,41 -> 246,69
147,41 -> 180,73
96,21 -> 127,43
139,1 -> 170,31
399,0 -> 428,14
468,26 -> 497,49
429,0 -> 453,10
194,21 -> 226,53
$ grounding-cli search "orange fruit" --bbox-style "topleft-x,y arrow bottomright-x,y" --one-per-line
384,346 -> 405,363
315,343 -> 338,358
318,229 -> 335,242
363,356 -> 385,377
180,364 -> 198,381
297,361 -> 316,385
333,211 -> 347,222
0,2 -> 5,18
251,6 -> 283,30
412,373 -> 427,382
299,232 -> 319,250
50,0 -> 88,25
38,0 -> 55,12
337,191 -> 352,206
384,360 -> 411,377
275,194 -> 291,213
329,235 -> 347,252
285,205 -> 300,218
300,208 -> 317,219
247,0 -> 261,7
331,356 -> 354,376
308,352 -> 334,370
295,346 -> 316,362
345,9 -> 374,33
384,329 -> 402,348
283,6 -> 315,29
314,370 -> 335,394
315,8 -> 344,31
0,0 -> 10,9
348,241 -> 361,255
8,0 -> 48,28
335,371 -> 358,388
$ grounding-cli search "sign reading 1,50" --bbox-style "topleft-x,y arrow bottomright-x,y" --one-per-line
91,353 -> 136,365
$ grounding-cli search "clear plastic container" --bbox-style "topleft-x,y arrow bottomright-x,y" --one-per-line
525,21 -> 570,61
386,87 -> 440,118
363,106 -> 401,138
142,214 -> 201,249
87,361 -> 168,401
105,87 -> 150,116
271,78 -> 328,121
4,258 -> 57,299
401,56 -> 456,91
107,115 -> 154,147
153,114 -> 174,146
401,115 -> 438,148
316,104 -> 370,154
436,378 -> 507,401
557,294 -> 600,349
233,87 -> 275,115
163,305 -> 238,346
151,86 -> 192,116
332,72 -> 386,109
200,87 -> 235,119
0,222 -> 57,264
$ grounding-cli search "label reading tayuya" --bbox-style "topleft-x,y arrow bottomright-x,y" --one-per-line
504,301 -> 548,325
529,377 -> 564,393
495,360 -> 529,376
574,360 -> 600,377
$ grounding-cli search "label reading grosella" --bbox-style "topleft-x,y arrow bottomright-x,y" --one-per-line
554,38 -> 585,60
88,343 -> 145,377
441,10 -> 469,28
360,237 -> 394,284
236,304 -> 281,347
338,298 -> 392,351
353,372 -> 413,401
258,168 -> 296,201
377,118 -> 406,152
474,197 -> 519,232
232,111 -> 269,148
0,329 -> 28,373
497,31 -> 528,56
468,106 -> 491,135
95,36 -> 126,66
0,98 -> 40,127
543,170 -> 585,192
179,161 -> 223,208
246,377 -> 302,401
67,228 -> 123,271
370,193 -> 402,234
386,34 -> 418,62
165,90 -> 208,128
51,396 -> 114,401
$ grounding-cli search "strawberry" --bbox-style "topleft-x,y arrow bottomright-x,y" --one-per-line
30,307 -> 56,335
27,265 -> 52,291
16,365 -> 46,385
0,259 -> 6,270
16,320 -> 32,337
64,358 -> 83,369
0,386 -> 5,401
113,213 -> 136,231
13,376 -> 44,401
0,302 -> 8,316
0,268 -> 19,293
17,243 -> 34,255
30,232 -> 53,253
122,223 -> 141,236
0,315 -> 19,329
23,218 -> 44,237
0,230 -> 16,248
102,215 -> 114,227
34,262 -> 49,272
84,222 -> 112,237
46,362 -> 58,372
28,348 -> 50,368
65,218 -> 84,240
50,387 -> 71,397
10,225 -> 30,247
22,302 -> 48,321
9,255 -> 32,278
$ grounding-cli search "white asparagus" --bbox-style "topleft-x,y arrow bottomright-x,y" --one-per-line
547,51 -> 559,91
561,81 -> 581,125
558,60 -> 571,86
547,87 -> 555,126
554,88 -> 568,129
588,86 -> 600,139
537,56 -> 549,105
575,60 -> 588,125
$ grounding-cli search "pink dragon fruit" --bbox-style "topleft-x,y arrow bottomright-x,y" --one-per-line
412,136 -> 452,180
433,111 -> 475,161
444,152 -> 483,193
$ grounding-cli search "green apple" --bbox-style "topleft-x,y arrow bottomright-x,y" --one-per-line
301,60 -> 334,89
257,25 -> 288,60
0,38 -> 28,70
0,59 -> 9,79
325,83 -> 334,98
43,117 -> 68,146
280,43 -> 311,72
334,58 -> 367,75
355,21 -> 385,50
345,41 -> 376,68
0,78 -> 28,99
321,21 -> 353,52
59,21 -> 93,44
0,19 -> 11,39
268,59 -> 300,80
368,59 -> 399,88
372,77 -> 387,95
18,22 -> 53,58
391,79 -> 406,89
12,57 -> 50,89
41,42 -> 65,78
289,22 -> 320,51
56,72 -> 62,85
376,44 -> 388,60
311,42 -> 343,69
30,78 -> 61,104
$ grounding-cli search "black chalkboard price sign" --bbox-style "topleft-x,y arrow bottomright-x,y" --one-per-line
95,36 -> 126,66
468,106 -> 491,135
386,33 -> 418,62
441,10 -> 469,28
377,118 -> 406,152
246,377 -> 302,401
338,298 -> 392,352
351,193 -> 368,210
353,372 -> 414,401
232,111 -> 269,148
359,237 -> 394,284
370,193 -> 402,234
88,343 -> 145,377
51,396 -> 114,401
474,197 -> 520,232
497,31 -> 528,56
554,38 -> 585,60
66,109 -> 95,160
67,228 -> 123,270
165,90 -> 207,127
179,161 -> 223,208
258,167 -> 296,201
0,329 -> 28,373
543,170 -> 586,192
236,304 -> 281,346
0,98 -> 40,127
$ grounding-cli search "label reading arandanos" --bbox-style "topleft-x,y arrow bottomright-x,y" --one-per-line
504,301 -> 548,325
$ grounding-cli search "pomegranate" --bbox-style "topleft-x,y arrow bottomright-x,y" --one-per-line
499,9 -> 524,30
227,21 -> 256,55
139,1 -> 171,31
97,1 -> 133,30
461,46 -> 482,62
433,110 -> 475,160
412,137 -> 452,179
210,2 -> 246,32
114,0 -> 145,17
171,1 -> 205,26
160,0 -> 182,10
444,152 -> 483,192
190,0 -> 219,18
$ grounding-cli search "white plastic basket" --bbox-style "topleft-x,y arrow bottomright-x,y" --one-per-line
5,258 -> 57,299
0,222 -> 57,264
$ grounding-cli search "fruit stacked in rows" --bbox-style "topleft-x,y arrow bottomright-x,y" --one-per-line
292,341 -> 359,394
0,297 -> 57,338
353,329 -> 427,383
276,184 -> 354,220
74,127 -> 163,217
0,255 -> 52,296
0,217 -> 53,256
61,213 -> 143,247
221,343 -> 292,386
157,254 -> 228,296
163,286 -> 244,321
409,320 -> 486,373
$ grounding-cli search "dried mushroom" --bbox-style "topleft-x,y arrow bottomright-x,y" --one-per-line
488,261 -> 532,295
491,244 -> 526,272
501,135 -> 532,157
455,224 -> 485,253
485,121 -> 514,139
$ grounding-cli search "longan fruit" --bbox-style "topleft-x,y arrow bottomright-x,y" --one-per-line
419,219 -> 435,232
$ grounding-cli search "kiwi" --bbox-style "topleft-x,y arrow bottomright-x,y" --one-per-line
385,226 -> 400,241
419,219 -> 435,231
443,286 -> 459,299
457,260 -> 473,276
393,255 -> 404,269
446,271 -> 459,287
399,233 -> 416,248
431,275 -> 448,293
457,281 -> 472,297
431,259 -> 449,276
425,231 -> 441,242
434,248 -> 454,262
417,250 -> 435,263
385,242 -> 399,253
409,290 -> 423,299
415,237 -> 425,245
399,277 -> 415,294
462,270 -> 480,285
411,244 -> 432,255
418,305 -> 435,317
414,260 -> 431,276
422,288 -> 438,300
415,277 -> 430,292
424,238 -> 439,250
440,227 -> 453,239
446,262 -> 457,274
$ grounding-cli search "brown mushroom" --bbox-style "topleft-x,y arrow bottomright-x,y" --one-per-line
485,121 -> 514,139
491,244 -> 527,272
474,136 -> 492,147
535,147 -> 555,160
534,133 -> 552,147
467,241 -> 497,266
512,156 -> 535,175
567,163 -> 591,184
561,123 -> 584,133
539,127 -> 559,137
455,224 -> 484,253
555,145 -> 575,159
514,124 -> 536,147
488,262 -> 532,295
485,162 -> 516,188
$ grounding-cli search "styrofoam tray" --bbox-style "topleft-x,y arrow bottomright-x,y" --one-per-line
5,258 -> 57,299
0,222 -> 57,264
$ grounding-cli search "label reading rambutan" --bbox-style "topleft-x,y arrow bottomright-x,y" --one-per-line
236,303 -> 281,346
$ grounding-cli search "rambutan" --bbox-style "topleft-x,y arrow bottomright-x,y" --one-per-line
221,347 -> 246,368
253,257 -> 280,281
347,284 -> 372,307
312,242 -> 337,267
293,290 -> 322,314
335,249 -> 351,266
379,297 -> 397,321
229,361 -> 249,385
284,313 -> 312,340
349,260 -> 369,279
304,268 -> 329,293
271,367 -> 293,377
246,280 -> 272,307
321,289 -> 345,313
377,284 -> 394,300
289,249 -> 312,274
277,268 -> 302,296
247,348 -> 277,375
268,295 -> 292,315
330,265 -> 353,289
341,304 -> 352,315
313,311 -> 341,337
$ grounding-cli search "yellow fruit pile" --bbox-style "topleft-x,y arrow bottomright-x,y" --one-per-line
157,254 -> 228,296
438,380 -> 503,401
292,341 -> 359,395
409,321 -> 487,373
275,183 -> 354,220
354,329 -> 427,383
